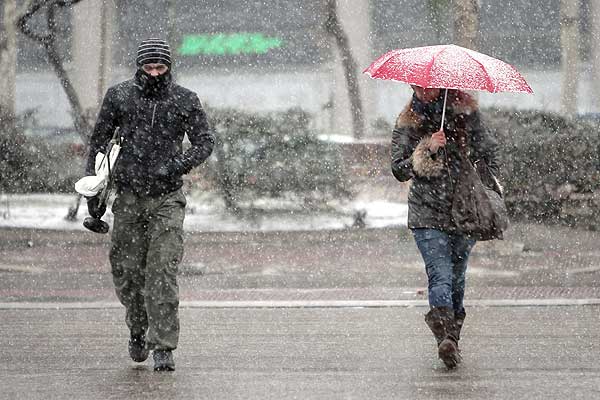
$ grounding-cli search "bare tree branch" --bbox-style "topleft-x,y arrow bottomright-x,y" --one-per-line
324,0 -> 365,140
17,0 -> 92,142
17,0 -> 99,220
17,0 -> 52,43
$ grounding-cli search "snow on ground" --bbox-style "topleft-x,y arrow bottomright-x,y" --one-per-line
0,193 -> 408,233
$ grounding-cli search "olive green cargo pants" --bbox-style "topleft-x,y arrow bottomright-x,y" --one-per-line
109,189 -> 186,351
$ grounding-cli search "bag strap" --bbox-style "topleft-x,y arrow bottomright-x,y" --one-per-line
473,158 -> 504,196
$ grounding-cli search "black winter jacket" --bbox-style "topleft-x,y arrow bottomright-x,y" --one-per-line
391,90 -> 499,232
86,70 -> 215,196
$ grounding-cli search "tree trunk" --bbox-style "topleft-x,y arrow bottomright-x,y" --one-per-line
97,0 -> 109,104
324,0 -> 365,140
589,0 -> 600,112
0,0 -> 17,116
167,0 -> 177,57
560,0 -> 579,116
452,0 -> 479,50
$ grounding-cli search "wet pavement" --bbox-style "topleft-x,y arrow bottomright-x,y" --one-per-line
1,222 -> 600,399
2,305 -> 600,400
1,222 -> 600,303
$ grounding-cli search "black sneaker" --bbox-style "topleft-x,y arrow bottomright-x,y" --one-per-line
128,334 -> 149,362
153,350 -> 175,371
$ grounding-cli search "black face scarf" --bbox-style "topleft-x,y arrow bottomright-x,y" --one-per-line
135,69 -> 172,98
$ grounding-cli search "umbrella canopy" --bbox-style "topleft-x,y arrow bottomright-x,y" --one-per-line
364,44 -> 533,94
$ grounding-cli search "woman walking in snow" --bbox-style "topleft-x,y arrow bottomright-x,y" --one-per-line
391,85 -> 500,368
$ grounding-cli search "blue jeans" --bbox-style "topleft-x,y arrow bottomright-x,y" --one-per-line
412,228 -> 476,313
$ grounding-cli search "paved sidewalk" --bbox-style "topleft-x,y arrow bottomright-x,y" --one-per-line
2,224 -> 600,303
2,305 -> 600,400
2,222 -> 600,399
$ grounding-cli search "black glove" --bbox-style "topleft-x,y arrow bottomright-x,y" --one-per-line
87,196 -> 106,219
154,164 -> 172,178
154,158 -> 187,178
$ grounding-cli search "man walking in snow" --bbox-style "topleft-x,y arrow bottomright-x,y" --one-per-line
85,38 -> 214,371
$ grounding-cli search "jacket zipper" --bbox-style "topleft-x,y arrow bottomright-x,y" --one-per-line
151,103 -> 157,127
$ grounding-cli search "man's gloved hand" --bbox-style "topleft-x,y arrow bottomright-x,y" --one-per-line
86,196 -> 106,219
154,159 -> 187,179
154,164 -> 171,178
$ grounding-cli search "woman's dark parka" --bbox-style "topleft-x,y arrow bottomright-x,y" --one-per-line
391,90 -> 499,232
86,70 -> 215,197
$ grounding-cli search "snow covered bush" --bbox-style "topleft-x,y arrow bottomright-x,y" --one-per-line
207,107 -> 352,211
484,108 -> 600,225
0,108 -> 82,193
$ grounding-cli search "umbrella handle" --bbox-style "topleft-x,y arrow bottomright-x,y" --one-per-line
440,88 -> 448,131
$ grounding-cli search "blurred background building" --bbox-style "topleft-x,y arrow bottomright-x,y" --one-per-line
5,0 -> 599,137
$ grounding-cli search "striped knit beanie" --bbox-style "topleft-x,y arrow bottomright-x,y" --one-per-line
136,38 -> 172,68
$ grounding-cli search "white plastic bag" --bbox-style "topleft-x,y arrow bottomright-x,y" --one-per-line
74,143 -> 121,197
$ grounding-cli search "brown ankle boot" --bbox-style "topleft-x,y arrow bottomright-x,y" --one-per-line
425,307 -> 460,369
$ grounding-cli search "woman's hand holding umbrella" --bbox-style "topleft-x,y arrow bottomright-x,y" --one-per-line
429,129 -> 446,153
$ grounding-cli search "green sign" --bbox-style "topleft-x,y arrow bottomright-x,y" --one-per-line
178,33 -> 284,56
